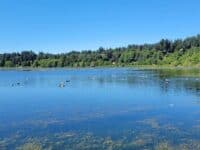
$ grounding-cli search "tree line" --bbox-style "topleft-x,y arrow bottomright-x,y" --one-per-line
0,34 -> 200,67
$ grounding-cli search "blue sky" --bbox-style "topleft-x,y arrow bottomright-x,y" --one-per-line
0,0 -> 200,53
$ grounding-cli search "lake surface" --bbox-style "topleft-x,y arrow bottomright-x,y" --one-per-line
0,68 -> 200,150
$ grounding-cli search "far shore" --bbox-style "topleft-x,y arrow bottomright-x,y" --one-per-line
0,65 -> 199,70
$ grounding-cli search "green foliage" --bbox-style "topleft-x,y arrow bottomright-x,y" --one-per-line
161,48 -> 200,66
4,61 -> 14,67
0,35 -> 200,67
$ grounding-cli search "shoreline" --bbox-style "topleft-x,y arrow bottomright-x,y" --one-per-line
0,65 -> 199,70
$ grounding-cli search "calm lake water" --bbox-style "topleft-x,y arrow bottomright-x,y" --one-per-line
0,68 -> 200,150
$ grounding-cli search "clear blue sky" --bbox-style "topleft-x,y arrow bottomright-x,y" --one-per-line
0,0 -> 200,53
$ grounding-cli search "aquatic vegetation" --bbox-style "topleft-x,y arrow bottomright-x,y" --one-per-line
0,139 -> 8,150
1,129 -> 200,150
137,118 -> 160,129
55,132 -> 76,139
177,140 -> 200,150
131,139 -> 147,147
155,142 -> 173,150
17,143 -> 42,150
162,124 -> 179,132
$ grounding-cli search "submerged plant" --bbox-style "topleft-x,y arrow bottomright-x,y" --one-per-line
155,142 -> 173,150
17,143 -> 42,150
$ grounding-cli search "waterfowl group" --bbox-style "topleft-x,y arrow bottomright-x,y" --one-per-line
58,80 -> 70,88
11,82 -> 22,87
11,79 -> 70,88
165,78 -> 170,84
58,82 -> 65,88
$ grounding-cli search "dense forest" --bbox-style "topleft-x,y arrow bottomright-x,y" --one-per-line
0,35 -> 200,68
